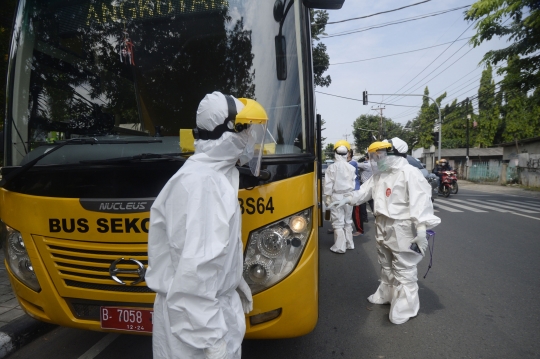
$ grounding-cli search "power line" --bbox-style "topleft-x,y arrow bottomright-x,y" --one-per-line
315,91 -> 421,107
384,21 -> 476,104
389,63 -> 505,120
387,16 -> 510,107
330,37 -> 472,66
395,46 -> 477,101
327,0 -> 432,25
323,5 -> 471,38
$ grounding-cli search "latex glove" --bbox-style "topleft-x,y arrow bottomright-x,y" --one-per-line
204,339 -> 229,359
327,197 -> 352,210
411,224 -> 428,255
324,195 -> 332,207
236,277 -> 253,314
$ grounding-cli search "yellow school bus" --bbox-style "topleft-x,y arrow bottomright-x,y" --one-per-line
1,0 -> 344,337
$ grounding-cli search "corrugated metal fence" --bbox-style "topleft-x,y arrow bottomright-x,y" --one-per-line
467,161 -> 518,183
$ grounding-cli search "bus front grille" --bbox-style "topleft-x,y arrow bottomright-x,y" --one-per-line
34,236 -> 152,294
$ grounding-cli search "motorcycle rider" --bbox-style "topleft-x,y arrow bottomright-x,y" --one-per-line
433,159 -> 453,191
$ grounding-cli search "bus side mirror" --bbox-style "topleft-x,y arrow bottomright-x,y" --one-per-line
275,35 -> 287,80
302,0 -> 345,10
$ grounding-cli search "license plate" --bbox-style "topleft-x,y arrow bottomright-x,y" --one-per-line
100,306 -> 153,333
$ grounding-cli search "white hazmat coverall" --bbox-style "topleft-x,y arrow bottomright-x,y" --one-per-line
324,151 -> 356,253
146,92 -> 252,359
349,155 -> 440,324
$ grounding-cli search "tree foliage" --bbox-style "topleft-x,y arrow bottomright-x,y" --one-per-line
310,9 -> 331,87
466,0 -> 540,91
352,114 -> 412,154
323,142 -> 334,160
499,57 -> 539,144
475,64 -> 501,147
410,87 -> 446,149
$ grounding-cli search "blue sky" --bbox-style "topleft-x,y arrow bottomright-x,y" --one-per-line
315,0 -> 510,148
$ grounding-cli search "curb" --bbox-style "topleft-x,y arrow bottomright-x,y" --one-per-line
0,315 -> 56,358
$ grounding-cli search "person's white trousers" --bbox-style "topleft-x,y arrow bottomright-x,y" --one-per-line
368,215 -> 423,324
329,193 -> 354,253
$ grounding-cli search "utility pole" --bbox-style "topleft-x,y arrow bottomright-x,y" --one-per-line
343,134 -> 350,142
371,105 -> 385,140
369,93 -> 442,160
465,97 -> 470,179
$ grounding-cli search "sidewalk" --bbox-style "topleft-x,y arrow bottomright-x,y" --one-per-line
0,251 -> 56,358
458,180 -> 540,199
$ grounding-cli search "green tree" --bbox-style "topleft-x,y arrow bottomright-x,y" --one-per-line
323,143 -> 334,161
352,114 -> 410,154
415,87 -> 446,148
440,99 -> 477,148
475,64 -> 500,147
310,9 -> 331,87
352,114 -> 382,153
498,56 -> 539,149
465,0 -> 540,91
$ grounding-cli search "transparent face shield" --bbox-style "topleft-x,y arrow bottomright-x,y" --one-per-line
238,122 -> 268,177
369,150 -> 388,172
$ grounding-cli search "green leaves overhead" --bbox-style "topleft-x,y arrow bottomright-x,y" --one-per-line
466,0 -> 540,91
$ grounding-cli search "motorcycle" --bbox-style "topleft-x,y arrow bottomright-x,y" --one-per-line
439,170 -> 458,197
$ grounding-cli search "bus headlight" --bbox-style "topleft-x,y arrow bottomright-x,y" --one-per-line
243,208 -> 312,294
1,222 -> 41,292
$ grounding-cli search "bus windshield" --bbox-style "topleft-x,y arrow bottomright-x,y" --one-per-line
7,0 -> 308,167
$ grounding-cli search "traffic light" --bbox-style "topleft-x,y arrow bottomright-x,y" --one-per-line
362,91 -> 368,105
432,132 -> 438,146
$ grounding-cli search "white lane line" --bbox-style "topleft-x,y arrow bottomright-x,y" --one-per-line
510,212 -> 540,221
435,199 -> 488,212
507,200 -> 540,209
488,199 -> 540,211
433,203 -> 463,212
78,333 -> 120,359
449,199 -> 505,212
473,200 -> 540,213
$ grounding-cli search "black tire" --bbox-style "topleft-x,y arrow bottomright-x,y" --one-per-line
450,182 -> 458,194
442,186 -> 450,198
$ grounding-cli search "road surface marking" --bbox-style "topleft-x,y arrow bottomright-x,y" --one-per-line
447,199 -> 508,212
489,200 -> 540,211
78,333 -> 120,359
509,212 -> 540,221
506,200 -> 540,209
473,200 -> 540,213
435,199 -> 487,212
433,203 -> 463,212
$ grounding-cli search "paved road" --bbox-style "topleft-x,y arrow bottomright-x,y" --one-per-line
7,189 -> 540,358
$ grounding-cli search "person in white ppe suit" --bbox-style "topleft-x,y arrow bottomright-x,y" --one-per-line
146,91 -> 268,358
329,137 -> 440,324
324,140 -> 356,253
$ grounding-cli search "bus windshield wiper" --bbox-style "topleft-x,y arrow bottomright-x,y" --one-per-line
80,152 -> 189,164
0,137 -> 163,187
